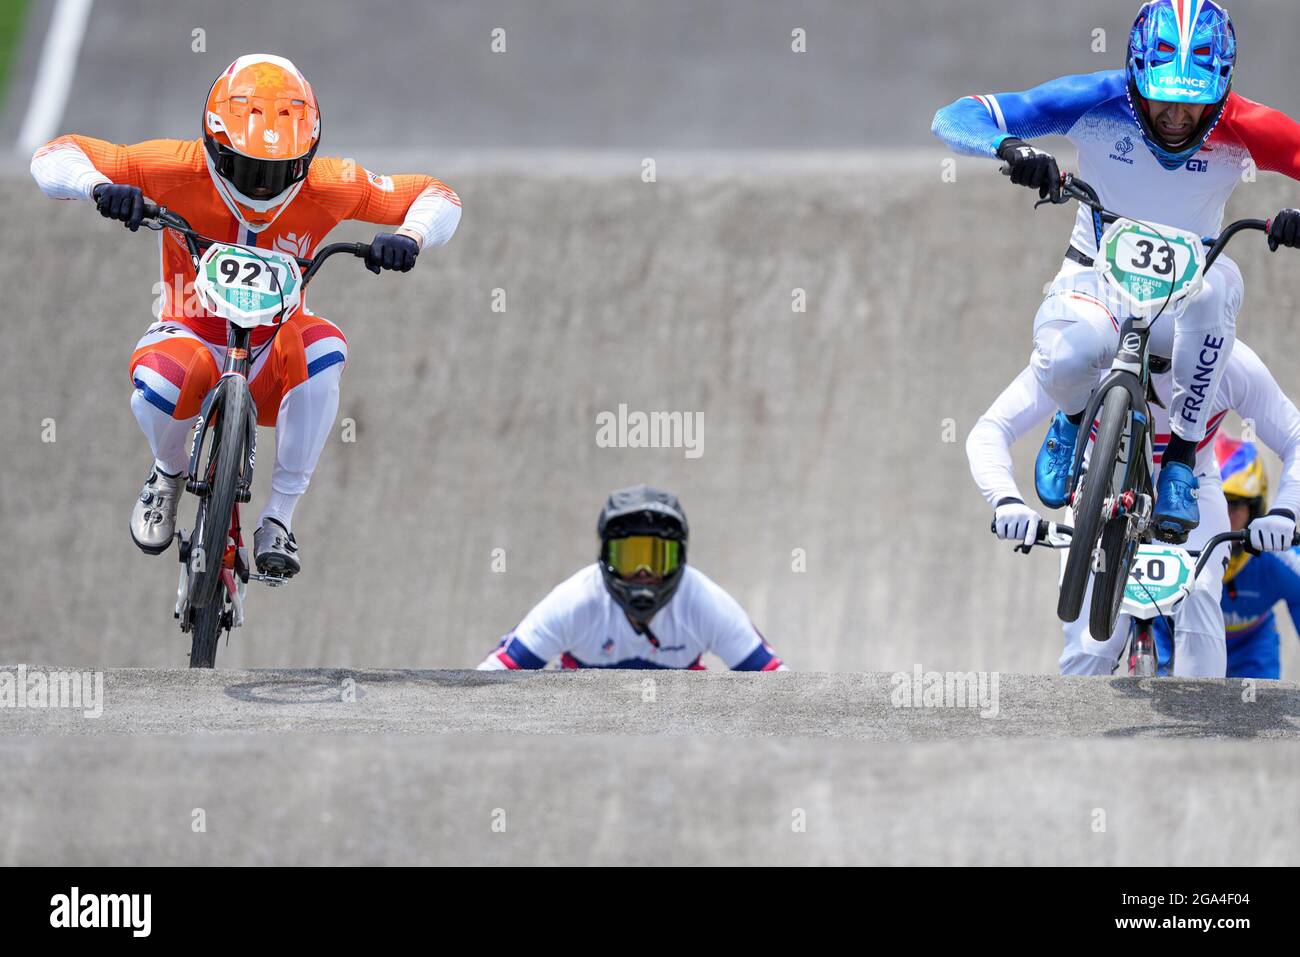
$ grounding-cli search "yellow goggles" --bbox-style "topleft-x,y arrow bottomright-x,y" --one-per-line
605,536 -> 682,579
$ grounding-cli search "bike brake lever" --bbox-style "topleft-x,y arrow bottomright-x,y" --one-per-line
1033,186 -> 1070,209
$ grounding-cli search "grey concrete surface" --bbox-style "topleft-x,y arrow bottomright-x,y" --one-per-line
11,0 -> 1300,153
2,668 -> 1297,739
1,731 -> 1297,865
1,669 -> 1296,865
6,163 -> 1300,675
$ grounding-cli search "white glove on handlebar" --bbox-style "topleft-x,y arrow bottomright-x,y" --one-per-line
994,500 -> 1042,547
1247,510 -> 1297,554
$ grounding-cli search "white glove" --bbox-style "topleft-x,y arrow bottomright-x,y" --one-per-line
1247,510 -> 1297,554
993,498 -> 1042,547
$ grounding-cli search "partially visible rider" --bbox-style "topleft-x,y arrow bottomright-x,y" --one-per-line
967,340 -> 1300,677
933,1 -> 1300,543
30,54 -> 462,577
1150,435 -> 1300,677
477,485 -> 785,671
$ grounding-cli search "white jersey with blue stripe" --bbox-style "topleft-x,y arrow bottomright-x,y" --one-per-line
478,564 -> 783,671
933,70 -> 1300,256
967,340 -> 1300,518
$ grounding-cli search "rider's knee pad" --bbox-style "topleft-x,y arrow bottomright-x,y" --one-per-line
250,316 -> 348,427
1179,257 -> 1244,334
128,336 -> 219,421
1031,319 -> 1110,411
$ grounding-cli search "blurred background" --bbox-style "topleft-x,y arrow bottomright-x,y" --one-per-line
3,0 -> 1300,675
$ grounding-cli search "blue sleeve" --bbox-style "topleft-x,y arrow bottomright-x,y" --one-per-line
931,71 -> 1124,158
1267,549 -> 1300,629
731,641 -> 780,671
494,634 -> 549,669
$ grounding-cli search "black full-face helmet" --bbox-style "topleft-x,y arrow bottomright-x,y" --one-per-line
597,484 -> 689,626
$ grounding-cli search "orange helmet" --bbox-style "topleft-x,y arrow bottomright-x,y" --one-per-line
202,54 -> 320,232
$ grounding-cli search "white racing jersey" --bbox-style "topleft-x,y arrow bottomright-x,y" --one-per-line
478,564 -> 784,671
967,340 -> 1300,517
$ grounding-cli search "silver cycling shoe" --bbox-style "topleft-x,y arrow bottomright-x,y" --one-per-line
130,467 -> 183,555
254,519 -> 301,578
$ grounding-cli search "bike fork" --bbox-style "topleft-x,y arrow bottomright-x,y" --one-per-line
1129,620 -> 1158,677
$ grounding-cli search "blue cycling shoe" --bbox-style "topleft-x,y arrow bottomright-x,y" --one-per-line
1035,411 -> 1081,509
1153,461 -> 1200,544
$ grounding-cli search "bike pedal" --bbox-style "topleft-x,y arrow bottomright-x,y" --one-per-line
250,572 -> 290,587
1153,525 -> 1190,546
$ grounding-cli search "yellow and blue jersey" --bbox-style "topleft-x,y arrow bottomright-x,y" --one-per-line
1153,547 -> 1300,678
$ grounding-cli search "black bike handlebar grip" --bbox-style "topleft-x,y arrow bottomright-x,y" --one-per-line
142,202 -> 160,220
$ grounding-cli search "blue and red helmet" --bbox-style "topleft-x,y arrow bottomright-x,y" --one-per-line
1126,0 -> 1237,169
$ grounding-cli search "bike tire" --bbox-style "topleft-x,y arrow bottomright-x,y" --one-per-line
189,382 -> 247,611
1058,387 -> 1131,623
189,594 -> 227,668
1090,515 -> 1137,641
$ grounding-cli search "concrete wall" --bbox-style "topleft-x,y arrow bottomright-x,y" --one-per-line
8,0 -> 1300,152
5,163 -> 1300,673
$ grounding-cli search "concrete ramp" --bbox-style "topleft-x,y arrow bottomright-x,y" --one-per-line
1,669 -> 1297,866
3,668 -> 1297,739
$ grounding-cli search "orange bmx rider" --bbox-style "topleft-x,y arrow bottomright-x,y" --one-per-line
31,53 -> 462,577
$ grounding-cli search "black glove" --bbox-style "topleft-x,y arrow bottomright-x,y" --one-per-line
997,138 -> 1061,202
93,183 -> 145,232
1268,208 -> 1300,251
364,233 -> 419,274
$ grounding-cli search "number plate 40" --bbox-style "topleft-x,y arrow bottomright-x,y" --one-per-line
1121,544 -> 1195,619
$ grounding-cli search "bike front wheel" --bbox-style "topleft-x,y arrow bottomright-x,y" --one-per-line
188,381 -> 248,612
1091,513 -> 1138,641
1058,387 -> 1132,623
188,593 -> 229,668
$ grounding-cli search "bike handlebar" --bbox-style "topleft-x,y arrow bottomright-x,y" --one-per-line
140,202 -> 368,286
1003,170 -> 1270,269
1009,522 -> 1300,580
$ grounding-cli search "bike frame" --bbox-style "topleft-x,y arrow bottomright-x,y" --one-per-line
141,203 -> 367,645
1053,174 -> 1267,527
182,327 -> 259,599
149,205 -> 364,526
1030,175 -> 1269,640
1065,314 -> 1156,524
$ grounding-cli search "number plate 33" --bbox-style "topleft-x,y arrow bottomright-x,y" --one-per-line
196,243 -> 303,328
1096,218 -> 1206,317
